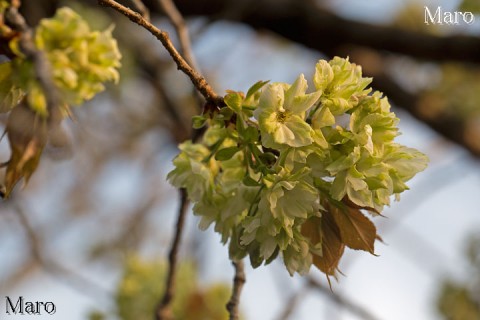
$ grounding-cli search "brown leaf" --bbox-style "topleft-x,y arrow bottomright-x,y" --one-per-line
2,103 -> 47,198
302,213 -> 345,276
329,201 -> 377,254
301,216 -> 322,246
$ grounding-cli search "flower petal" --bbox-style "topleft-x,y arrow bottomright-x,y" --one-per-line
284,74 -> 307,108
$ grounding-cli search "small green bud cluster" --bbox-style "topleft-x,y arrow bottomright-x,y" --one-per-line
1,7 -> 121,116
168,57 -> 428,275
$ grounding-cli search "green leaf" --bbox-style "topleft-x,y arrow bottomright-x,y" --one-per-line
218,107 -> 234,120
243,175 -> 260,187
192,115 -> 207,129
215,146 -> 240,161
246,80 -> 269,100
224,92 -> 243,113
243,126 -> 259,143
258,152 -> 277,166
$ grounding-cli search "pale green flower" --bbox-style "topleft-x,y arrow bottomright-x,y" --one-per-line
166,57 -> 429,276
254,75 -> 321,149
260,169 -> 318,222
313,60 -> 334,93
193,152 -> 259,243
349,92 -> 399,151
283,237 -> 312,275
240,169 -> 319,272
329,142 -> 428,211
11,7 -> 122,115
313,57 -> 371,116
167,141 -> 217,202
194,185 -> 257,243
202,124 -> 236,148
383,144 -> 429,189
280,145 -> 323,172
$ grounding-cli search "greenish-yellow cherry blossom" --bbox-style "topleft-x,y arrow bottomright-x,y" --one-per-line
167,57 -> 429,277
254,75 -> 321,149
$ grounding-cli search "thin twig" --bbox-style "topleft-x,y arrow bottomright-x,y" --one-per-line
156,0 -> 204,130
307,276 -> 381,320
129,0 -> 150,21
226,260 -> 246,320
157,0 -> 205,110
98,0 -> 223,106
157,0 -> 197,69
155,188 -> 189,320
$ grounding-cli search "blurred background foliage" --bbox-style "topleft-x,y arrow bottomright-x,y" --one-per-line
1,0 -> 480,319
89,257 -> 231,320
437,235 -> 480,320
460,0 -> 480,13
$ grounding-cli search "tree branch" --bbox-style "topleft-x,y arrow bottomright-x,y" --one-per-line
129,0 -> 150,20
98,0 -> 223,106
155,188 -> 189,320
226,260 -> 246,320
157,0 -> 197,70
156,0 -> 204,118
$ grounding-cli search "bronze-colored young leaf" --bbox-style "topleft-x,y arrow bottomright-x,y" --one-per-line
301,216 -> 322,247
3,102 -> 47,198
330,201 -> 377,254
302,213 -> 345,276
